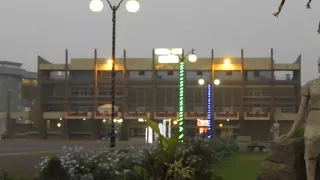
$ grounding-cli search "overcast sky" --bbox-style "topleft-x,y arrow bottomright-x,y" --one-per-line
0,0 -> 319,83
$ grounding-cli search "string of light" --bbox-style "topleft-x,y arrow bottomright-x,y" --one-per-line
207,83 -> 212,139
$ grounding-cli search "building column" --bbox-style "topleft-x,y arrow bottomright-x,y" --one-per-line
269,48 -> 275,140
5,91 -> 13,138
91,49 -> 101,140
37,64 -> 47,139
239,49 -> 246,136
63,49 -> 69,139
120,49 -> 129,141
151,49 -> 157,125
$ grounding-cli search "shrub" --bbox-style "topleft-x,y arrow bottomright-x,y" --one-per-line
37,156 -> 69,180
36,120 -> 238,180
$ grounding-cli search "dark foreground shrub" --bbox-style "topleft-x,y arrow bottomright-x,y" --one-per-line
37,156 -> 69,180
36,120 -> 238,180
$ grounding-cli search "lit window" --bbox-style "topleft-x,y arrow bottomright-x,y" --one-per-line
226,71 -> 233,76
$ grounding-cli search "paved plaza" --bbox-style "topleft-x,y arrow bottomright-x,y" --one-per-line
0,138 -> 145,176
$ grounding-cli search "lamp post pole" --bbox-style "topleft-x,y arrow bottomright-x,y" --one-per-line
207,83 -> 213,138
90,0 -> 139,147
198,78 -> 220,139
178,52 -> 185,143
177,49 -> 197,143
108,0 -> 124,148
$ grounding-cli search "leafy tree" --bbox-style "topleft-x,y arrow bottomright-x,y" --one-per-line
273,0 -> 320,33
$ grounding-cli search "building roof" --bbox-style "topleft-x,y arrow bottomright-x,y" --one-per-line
0,61 -> 37,79
0,61 -> 22,67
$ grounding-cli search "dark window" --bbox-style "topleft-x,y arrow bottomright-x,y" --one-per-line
167,71 -> 173,76
253,71 -> 260,77
197,71 -> 202,76
138,71 -> 145,76
226,71 -> 232,76
254,92 -> 261,96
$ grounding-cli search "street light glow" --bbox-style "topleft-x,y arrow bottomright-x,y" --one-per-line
198,78 -> 205,85
188,54 -> 197,62
126,0 -> 140,13
214,79 -> 220,85
57,123 -> 61,127
107,59 -> 113,65
224,58 -> 230,65
90,0 -> 104,12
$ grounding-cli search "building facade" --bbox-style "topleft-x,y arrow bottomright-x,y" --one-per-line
0,61 -> 37,112
30,49 -> 301,141
0,61 -> 37,135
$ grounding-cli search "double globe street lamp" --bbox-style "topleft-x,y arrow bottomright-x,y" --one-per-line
198,77 -> 220,139
89,0 -> 140,148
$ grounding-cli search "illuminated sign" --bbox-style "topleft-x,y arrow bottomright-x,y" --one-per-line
155,48 -> 182,55
197,119 -> 208,127
158,55 -> 179,64
155,48 -> 183,64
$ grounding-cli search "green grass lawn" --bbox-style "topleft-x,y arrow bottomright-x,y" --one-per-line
214,153 -> 267,180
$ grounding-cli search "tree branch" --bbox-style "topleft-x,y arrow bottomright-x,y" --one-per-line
306,0 -> 312,9
274,0 -> 319,34
273,0 -> 286,17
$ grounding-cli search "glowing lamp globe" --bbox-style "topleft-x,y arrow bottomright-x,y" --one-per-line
214,79 -> 220,85
188,54 -> 197,62
126,0 -> 140,13
198,78 -> 205,85
90,0 -> 104,12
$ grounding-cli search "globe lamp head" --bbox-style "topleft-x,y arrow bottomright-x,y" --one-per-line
126,0 -> 140,13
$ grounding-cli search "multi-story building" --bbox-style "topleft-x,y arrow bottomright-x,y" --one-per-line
29,49 -> 301,141
0,61 -> 37,135
0,61 -> 37,112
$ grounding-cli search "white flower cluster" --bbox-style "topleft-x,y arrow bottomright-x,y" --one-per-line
36,144 -> 157,180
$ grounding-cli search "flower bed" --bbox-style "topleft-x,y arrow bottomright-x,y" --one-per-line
35,121 -> 238,180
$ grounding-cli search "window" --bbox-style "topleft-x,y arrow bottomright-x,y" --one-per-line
167,71 -> 173,76
226,71 -> 232,76
99,91 -> 108,96
138,71 -> 145,76
197,71 -> 202,76
22,78 -> 32,84
281,107 -> 295,113
70,91 -> 79,96
253,71 -> 260,77
254,92 -> 261,96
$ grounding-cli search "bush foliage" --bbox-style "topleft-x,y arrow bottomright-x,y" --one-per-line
36,120 -> 238,180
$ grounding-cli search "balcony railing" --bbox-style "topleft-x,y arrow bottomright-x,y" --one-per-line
214,112 -> 239,120
125,112 -> 149,119
244,112 -> 269,120
94,112 -> 122,119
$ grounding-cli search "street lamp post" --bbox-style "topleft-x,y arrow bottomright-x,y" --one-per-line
89,0 -> 140,148
198,77 -> 220,139
178,49 -> 197,143
154,48 -> 197,142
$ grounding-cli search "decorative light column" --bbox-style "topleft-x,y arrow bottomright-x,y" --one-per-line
154,48 -> 197,143
178,61 -> 185,141
178,50 -> 197,143
89,0 -> 140,148
207,83 -> 213,138
198,77 -> 220,139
